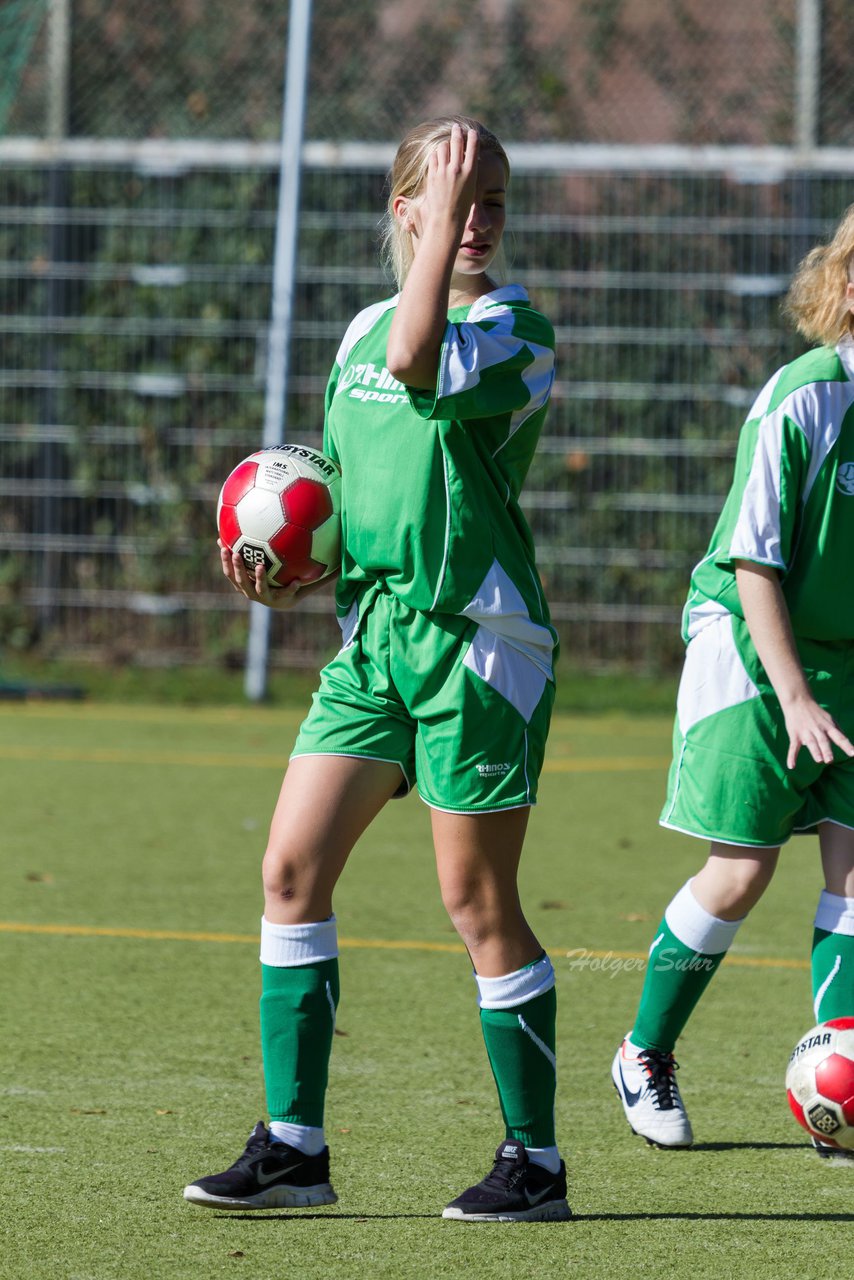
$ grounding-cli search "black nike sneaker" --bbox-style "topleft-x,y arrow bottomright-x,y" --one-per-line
442,1140 -> 571,1222
183,1122 -> 337,1210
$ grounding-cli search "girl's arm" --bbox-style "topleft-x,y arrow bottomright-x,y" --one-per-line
734,560 -> 854,768
385,124 -> 478,389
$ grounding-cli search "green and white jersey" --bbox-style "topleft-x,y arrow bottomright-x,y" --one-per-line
683,336 -> 854,643
322,285 -> 557,676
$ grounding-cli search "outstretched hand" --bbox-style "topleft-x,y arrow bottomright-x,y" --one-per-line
733,561 -> 854,772
782,694 -> 854,770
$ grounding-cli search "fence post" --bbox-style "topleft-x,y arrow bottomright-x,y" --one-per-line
244,0 -> 314,702
39,0 -> 73,635
795,0 -> 821,154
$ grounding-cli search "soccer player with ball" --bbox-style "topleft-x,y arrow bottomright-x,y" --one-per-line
184,118 -> 568,1220
612,205 -> 854,1160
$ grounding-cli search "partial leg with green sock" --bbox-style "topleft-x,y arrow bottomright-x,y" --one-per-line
260,923 -> 339,1138
812,891 -> 854,1022
443,954 -> 571,1222
478,959 -> 558,1154
183,915 -> 340,1210
806,891 -> 854,1162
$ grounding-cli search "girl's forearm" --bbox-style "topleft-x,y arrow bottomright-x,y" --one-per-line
385,222 -> 458,387
734,560 -> 811,707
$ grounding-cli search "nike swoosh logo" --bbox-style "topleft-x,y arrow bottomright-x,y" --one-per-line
618,1059 -> 642,1106
255,1162 -> 302,1186
525,1184 -> 557,1206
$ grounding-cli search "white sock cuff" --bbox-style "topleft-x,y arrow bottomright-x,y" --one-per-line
525,1145 -> 561,1174
664,879 -> 743,955
260,915 -> 338,967
814,890 -> 854,937
269,1121 -> 326,1156
474,954 -> 555,1010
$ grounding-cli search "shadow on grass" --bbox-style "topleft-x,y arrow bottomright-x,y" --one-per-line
215,1212 -> 437,1222
214,1143 -> 851,1225
575,1211 -> 854,1222
217,1207 -> 854,1225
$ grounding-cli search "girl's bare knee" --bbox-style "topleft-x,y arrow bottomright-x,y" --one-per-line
695,847 -> 778,917
261,847 -> 302,904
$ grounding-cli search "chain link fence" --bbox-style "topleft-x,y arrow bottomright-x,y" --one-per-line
4,0 -> 852,146
2,2 -> 853,678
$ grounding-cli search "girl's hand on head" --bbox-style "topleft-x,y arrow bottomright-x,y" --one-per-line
420,123 -> 479,234
218,540 -> 301,611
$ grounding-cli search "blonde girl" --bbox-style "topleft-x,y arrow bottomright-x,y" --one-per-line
185,118 -> 569,1221
612,206 -> 854,1160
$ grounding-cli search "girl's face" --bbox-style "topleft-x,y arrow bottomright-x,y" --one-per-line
449,150 -> 507,281
403,149 -> 507,282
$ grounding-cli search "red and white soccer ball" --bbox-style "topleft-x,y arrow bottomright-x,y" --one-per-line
217,444 -> 342,587
785,1017 -> 854,1150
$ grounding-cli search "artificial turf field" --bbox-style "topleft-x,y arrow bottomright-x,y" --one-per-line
2,698 -> 852,1279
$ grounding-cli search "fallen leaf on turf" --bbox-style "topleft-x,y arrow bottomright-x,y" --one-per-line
154,1109 -> 173,1115
228,1251 -> 245,1258
70,1108 -> 107,1115
26,872 -> 53,883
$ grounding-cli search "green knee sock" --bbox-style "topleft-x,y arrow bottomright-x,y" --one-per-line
480,985 -> 557,1148
812,892 -> 854,1022
631,918 -> 725,1053
630,879 -> 747,1054
260,959 -> 339,1126
812,928 -> 854,1022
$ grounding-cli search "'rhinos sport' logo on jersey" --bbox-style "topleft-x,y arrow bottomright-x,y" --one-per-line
836,461 -> 854,495
336,361 -> 408,405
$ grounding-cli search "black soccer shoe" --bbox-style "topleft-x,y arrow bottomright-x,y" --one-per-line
183,1121 -> 338,1210
442,1140 -> 571,1222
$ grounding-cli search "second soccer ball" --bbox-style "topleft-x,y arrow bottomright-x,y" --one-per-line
785,1017 -> 854,1151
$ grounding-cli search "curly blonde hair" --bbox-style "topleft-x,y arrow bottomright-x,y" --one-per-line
782,203 -> 854,347
378,115 -> 510,290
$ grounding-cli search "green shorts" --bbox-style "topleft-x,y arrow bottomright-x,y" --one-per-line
291,581 -> 555,813
661,613 -> 854,847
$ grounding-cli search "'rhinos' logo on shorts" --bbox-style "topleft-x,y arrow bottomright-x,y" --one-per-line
836,461 -> 854,495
